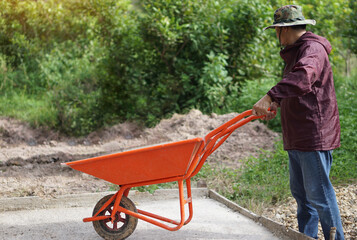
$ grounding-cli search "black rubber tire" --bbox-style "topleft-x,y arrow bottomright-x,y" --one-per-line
92,194 -> 138,240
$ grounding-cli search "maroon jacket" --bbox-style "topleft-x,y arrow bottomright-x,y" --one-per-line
267,31 -> 340,151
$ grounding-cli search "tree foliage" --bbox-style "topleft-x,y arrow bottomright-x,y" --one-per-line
99,0 -> 275,127
345,0 -> 357,54
0,0 -> 355,135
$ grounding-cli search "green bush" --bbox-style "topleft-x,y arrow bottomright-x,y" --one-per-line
0,0 -> 356,137
331,74 -> 357,182
0,0 -> 134,134
346,0 -> 357,54
0,0 -> 276,134
38,40 -> 107,135
98,0 -> 276,126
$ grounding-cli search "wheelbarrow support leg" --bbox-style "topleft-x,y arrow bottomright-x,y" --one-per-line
184,178 -> 193,225
115,179 -> 193,231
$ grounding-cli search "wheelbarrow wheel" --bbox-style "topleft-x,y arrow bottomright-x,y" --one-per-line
92,194 -> 138,240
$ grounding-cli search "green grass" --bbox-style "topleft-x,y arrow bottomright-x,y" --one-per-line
0,92 -> 57,128
193,141 -> 291,213
332,74 -> 357,183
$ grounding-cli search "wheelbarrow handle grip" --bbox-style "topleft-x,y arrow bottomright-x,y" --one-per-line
248,108 -> 277,117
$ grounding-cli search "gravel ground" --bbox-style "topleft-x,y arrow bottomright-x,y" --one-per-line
262,184 -> 357,240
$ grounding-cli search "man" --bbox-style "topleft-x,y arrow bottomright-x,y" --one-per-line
252,5 -> 344,240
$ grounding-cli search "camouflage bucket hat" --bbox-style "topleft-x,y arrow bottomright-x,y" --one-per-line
263,5 -> 316,30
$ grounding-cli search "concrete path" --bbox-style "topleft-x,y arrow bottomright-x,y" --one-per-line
0,189 -> 303,240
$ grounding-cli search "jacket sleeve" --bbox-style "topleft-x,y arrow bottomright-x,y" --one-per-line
267,42 -> 326,102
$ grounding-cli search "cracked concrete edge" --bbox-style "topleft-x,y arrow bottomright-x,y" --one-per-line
208,189 -> 314,240
0,188 -> 209,212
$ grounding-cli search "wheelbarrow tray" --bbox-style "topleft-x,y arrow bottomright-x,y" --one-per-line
65,137 -> 203,186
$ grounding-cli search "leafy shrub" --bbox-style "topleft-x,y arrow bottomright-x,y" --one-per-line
345,0 -> 357,55
38,40 -> 107,135
99,0 -> 275,127
0,0 -> 134,134
331,74 -> 357,182
0,0 -> 355,137
198,52 -> 234,113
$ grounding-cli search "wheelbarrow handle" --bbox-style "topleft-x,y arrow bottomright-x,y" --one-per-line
187,109 -> 270,178
200,109 -> 272,166
204,110 -> 252,142
203,109 -> 267,145
207,109 -> 276,142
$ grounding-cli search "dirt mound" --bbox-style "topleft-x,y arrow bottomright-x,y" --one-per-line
0,109 -> 280,164
144,110 -> 279,165
0,117 -> 61,146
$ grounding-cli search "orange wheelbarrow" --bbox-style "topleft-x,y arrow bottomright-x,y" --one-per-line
63,110 -> 266,239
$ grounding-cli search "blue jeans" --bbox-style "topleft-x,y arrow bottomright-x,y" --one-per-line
287,150 -> 344,240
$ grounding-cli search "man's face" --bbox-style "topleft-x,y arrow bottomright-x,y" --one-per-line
275,27 -> 287,46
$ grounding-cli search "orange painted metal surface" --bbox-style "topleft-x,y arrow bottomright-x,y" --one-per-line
65,138 -> 203,185
63,109 -> 268,236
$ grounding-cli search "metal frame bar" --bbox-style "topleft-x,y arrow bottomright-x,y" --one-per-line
85,179 -> 193,231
